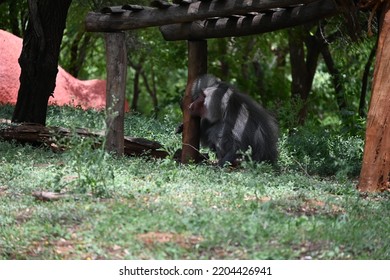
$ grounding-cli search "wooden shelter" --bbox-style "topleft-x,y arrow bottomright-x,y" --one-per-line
85,0 -> 389,192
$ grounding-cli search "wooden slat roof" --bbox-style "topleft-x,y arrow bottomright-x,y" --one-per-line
85,0 -> 340,40
99,0 -> 317,14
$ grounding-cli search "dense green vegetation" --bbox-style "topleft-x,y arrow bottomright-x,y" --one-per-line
0,1 -> 377,129
1,105 -> 389,259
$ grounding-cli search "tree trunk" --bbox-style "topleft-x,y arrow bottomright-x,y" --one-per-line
69,30 -> 92,78
131,68 -> 141,112
128,61 -> 143,112
141,68 -> 159,118
320,43 -> 347,113
288,27 -> 320,125
359,42 -> 377,118
357,3 -> 390,192
12,0 -> 72,125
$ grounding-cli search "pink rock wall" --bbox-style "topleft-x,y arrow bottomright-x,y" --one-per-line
0,29 -> 128,111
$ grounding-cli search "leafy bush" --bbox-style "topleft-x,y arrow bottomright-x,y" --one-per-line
279,127 -> 364,178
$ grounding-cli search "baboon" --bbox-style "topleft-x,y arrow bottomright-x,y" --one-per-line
189,74 -> 278,166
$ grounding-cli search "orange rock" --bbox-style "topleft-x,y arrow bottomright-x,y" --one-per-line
0,29 -> 129,111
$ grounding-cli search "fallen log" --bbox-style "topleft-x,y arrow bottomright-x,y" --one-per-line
0,121 -> 169,159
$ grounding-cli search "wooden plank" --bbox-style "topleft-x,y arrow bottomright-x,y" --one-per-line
101,6 -> 125,14
160,0 -> 338,41
173,0 -> 194,4
181,40 -> 208,163
150,0 -> 174,9
85,0 -> 318,32
121,4 -> 145,11
104,32 -> 127,156
357,3 -> 390,192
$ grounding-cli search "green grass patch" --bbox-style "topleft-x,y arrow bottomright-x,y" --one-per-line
0,105 -> 389,259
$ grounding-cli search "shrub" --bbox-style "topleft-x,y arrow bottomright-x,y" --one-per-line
279,128 -> 364,178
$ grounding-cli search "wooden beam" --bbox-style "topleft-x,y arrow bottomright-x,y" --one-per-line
160,0 -> 338,41
85,0 -> 318,32
101,6 -> 126,14
101,5 -> 145,14
150,0 -> 173,9
357,3 -> 390,192
181,40 -> 207,164
104,32 -> 127,156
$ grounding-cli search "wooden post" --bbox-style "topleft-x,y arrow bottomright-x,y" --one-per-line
357,3 -> 390,192
181,40 -> 207,163
104,32 -> 127,155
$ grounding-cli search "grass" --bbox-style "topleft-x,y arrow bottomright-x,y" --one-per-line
0,105 -> 389,260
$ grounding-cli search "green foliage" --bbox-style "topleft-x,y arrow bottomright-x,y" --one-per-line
0,104 -> 14,119
125,28 -> 187,118
207,32 -> 291,107
1,105 -> 389,260
0,0 -> 26,36
279,127 -> 364,179
56,135 -> 115,198
47,105 -> 105,130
